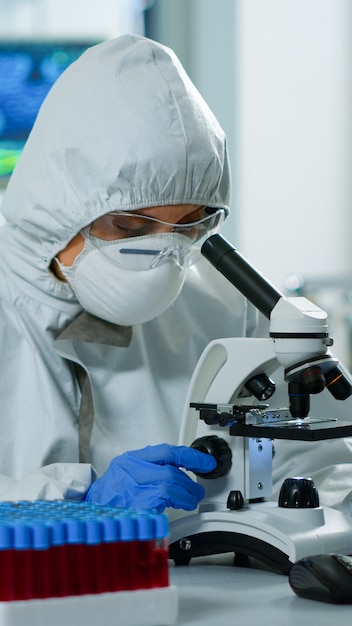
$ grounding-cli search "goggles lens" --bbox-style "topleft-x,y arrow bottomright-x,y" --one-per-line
89,207 -> 225,243
81,207 -> 225,271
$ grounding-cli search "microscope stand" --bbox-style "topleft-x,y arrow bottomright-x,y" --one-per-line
169,501 -> 352,574
169,412 -> 352,574
170,336 -> 352,574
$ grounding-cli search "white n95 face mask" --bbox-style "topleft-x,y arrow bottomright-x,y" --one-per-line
55,232 -> 194,326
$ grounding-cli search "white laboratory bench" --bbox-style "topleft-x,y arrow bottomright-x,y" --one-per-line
169,554 -> 352,625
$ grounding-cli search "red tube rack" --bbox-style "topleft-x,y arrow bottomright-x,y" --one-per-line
0,501 -> 170,601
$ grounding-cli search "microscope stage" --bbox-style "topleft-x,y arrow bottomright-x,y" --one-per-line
229,418 -> 352,441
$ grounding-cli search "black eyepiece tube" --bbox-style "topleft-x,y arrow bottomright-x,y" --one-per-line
201,234 -> 282,319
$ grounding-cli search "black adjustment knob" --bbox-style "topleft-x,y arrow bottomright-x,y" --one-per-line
278,477 -> 320,508
227,490 -> 244,510
244,373 -> 276,401
190,435 -> 232,479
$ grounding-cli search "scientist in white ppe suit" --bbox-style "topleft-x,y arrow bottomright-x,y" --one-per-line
0,35 -> 255,509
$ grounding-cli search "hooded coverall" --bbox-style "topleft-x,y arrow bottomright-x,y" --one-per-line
0,35 -> 255,501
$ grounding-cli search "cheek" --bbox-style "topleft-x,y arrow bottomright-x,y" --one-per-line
57,233 -> 85,267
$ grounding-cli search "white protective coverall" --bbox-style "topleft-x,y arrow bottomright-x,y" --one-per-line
0,35 -> 256,501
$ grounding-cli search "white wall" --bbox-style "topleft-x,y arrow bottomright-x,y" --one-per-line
236,0 -> 352,292
0,0 -> 144,39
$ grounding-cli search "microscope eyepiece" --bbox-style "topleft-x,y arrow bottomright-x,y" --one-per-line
201,235 -> 282,319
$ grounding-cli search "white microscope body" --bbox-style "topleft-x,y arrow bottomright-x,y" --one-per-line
169,235 -> 352,573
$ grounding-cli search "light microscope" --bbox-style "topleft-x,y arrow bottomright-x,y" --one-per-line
169,234 -> 352,573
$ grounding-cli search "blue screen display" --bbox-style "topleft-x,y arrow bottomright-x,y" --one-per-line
0,41 -> 97,181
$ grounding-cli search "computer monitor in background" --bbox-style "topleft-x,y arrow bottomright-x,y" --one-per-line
0,40 -> 98,187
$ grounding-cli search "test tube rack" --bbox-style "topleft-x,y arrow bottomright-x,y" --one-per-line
0,500 -> 177,626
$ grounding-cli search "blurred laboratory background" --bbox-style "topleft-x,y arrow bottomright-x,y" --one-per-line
1,0 -> 352,365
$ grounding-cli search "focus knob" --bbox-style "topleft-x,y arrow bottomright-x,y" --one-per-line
190,435 -> 232,479
278,477 -> 320,508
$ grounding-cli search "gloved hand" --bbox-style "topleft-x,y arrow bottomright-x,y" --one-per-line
85,443 -> 216,512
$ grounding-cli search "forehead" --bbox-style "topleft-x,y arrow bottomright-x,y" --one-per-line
133,204 -> 203,222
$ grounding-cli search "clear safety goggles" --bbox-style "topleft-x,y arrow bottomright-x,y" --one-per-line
81,207 -> 225,271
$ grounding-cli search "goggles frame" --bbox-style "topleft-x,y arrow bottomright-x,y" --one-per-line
79,207 -> 226,271
86,207 -> 226,243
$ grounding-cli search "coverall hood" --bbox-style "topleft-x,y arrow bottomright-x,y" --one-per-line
1,34 -> 230,301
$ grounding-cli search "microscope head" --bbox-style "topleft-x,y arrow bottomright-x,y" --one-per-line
201,234 -> 352,418
269,296 -> 351,416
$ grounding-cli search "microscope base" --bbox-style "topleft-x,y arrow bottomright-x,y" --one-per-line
169,502 -> 352,574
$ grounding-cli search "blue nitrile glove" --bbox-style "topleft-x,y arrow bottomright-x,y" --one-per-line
85,443 -> 216,512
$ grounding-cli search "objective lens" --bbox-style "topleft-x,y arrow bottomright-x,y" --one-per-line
325,366 -> 352,400
300,366 -> 326,395
288,382 -> 310,418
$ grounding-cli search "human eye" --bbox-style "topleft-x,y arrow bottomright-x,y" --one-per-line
112,216 -> 153,238
177,208 -> 207,226
111,219 -> 140,237
91,214 -> 149,240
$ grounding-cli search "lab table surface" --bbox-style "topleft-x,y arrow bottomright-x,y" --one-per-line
169,554 -> 352,625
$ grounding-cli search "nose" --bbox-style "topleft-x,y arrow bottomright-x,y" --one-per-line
149,223 -> 174,235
